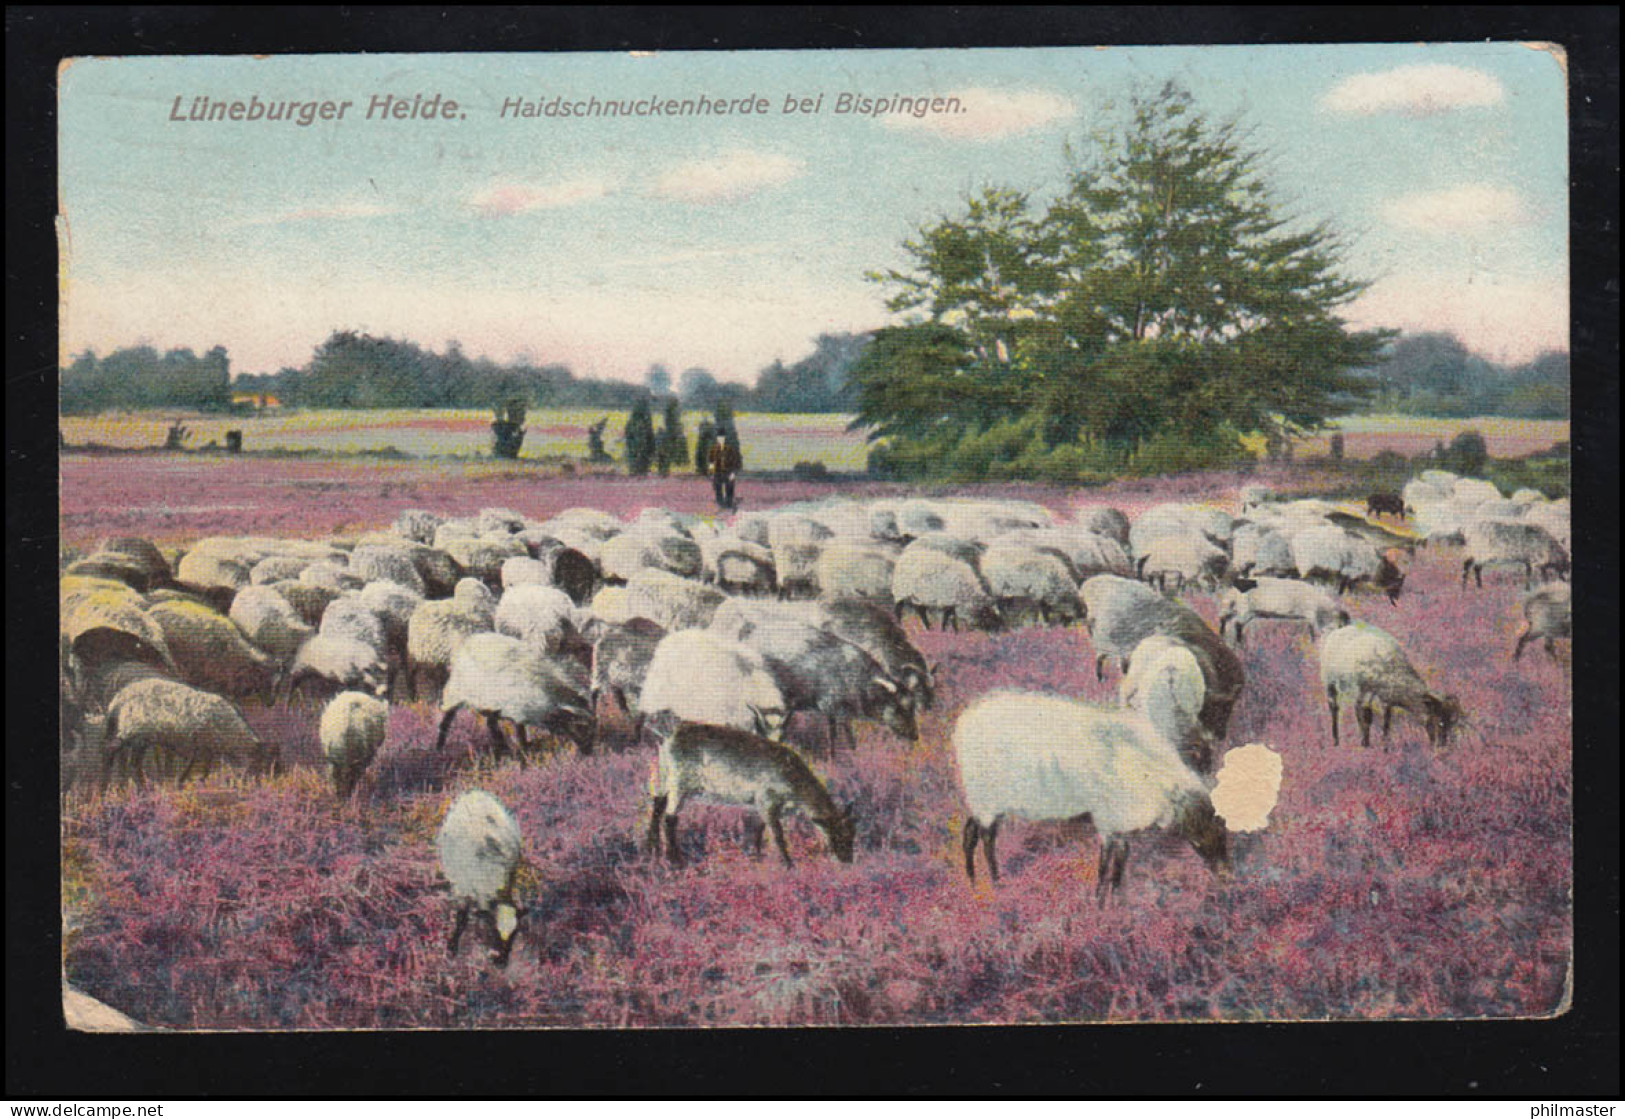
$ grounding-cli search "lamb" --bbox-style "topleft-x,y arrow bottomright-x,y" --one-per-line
739,618 -> 919,749
816,542 -> 897,607
623,569 -> 728,632
1513,582 -> 1571,662
1218,578 -> 1349,647
405,578 -> 496,702
891,540 -> 1000,631
435,634 -> 596,761
146,599 -> 278,704
637,630 -> 788,741
951,692 -> 1230,901
320,691 -> 388,800
284,634 -> 390,705
646,723 -> 856,867
1120,635 -> 1212,772
1461,520 -> 1569,590
978,542 -> 1082,625
588,617 -> 667,747
100,678 -> 279,790
436,790 -> 528,967
1318,622 -> 1462,750
228,585 -> 316,666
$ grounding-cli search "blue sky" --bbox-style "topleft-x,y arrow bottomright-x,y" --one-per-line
59,43 -> 1569,382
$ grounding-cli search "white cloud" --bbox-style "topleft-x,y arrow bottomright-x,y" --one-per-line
880,87 -> 1076,140
1321,64 -> 1505,116
1382,185 -> 1532,231
650,151 -> 804,205
469,176 -> 615,217
1347,273 -> 1567,364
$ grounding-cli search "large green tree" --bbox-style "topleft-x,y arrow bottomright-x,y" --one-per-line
851,82 -> 1391,476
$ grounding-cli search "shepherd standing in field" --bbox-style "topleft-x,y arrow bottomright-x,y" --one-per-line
709,438 -> 742,510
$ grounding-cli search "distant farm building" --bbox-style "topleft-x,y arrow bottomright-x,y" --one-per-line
231,392 -> 282,409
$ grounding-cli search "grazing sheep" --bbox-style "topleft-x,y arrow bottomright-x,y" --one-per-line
537,542 -> 599,605
1078,506 -> 1131,546
814,599 -> 936,711
66,552 -> 165,593
285,634 -> 390,706
739,618 -> 919,749
147,599 -> 277,703
298,561 -> 362,594
393,509 -> 446,545
268,579 -> 340,628
434,634 -> 596,760
587,585 -> 637,627
951,692 -> 1229,900
61,585 -> 176,678
348,544 -> 428,597
175,551 -> 252,599
816,542 -> 897,607
1318,623 -> 1462,750
998,528 -> 1132,583
1231,523 -> 1297,579
97,537 -> 174,587
703,537 -> 778,596
320,691 -> 388,799
442,536 -> 528,586
600,530 -> 703,583
978,542 -> 1081,625
1366,493 -> 1405,520
436,790 -> 527,967
500,556 -> 554,591
1136,532 -> 1230,594
731,511 -> 773,548
477,507 -> 528,537
623,569 -> 729,632
768,515 -> 834,598
101,678 -> 278,790
249,555 -> 312,586
891,540 -> 1000,631
405,579 -> 496,703
646,723 -> 856,867
1461,520 -> 1570,590
588,617 -> 667,747
1121,635 -> 1212,772
1523,499 -> 1571,553
495,584 -> 588,662
1291,526 -> 1405,603
1218,578 -> 1349,647
637,630 -> 788,741
1513,582 -> 1571,662
896,501 -> 947,538
229,585 -> 316,666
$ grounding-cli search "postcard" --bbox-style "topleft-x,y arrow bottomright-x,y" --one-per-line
58,43 -> 1571,1030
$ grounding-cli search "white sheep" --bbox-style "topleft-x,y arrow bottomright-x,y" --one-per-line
229,585 -> 316,666
891,539 -> 999,631
320,691 -> 388,799
977,542 -> 1081,625
347,543 -> 428,596
495,584 -> 581,655
816,542 -> 897,607
1513,582 -> 1571,662
1238,485 -> 1271,514
600,529 -> 702,583
1231,523 -> 1297,579
1078,506 -> 1132,546
1120,635 -> 1211,772
436,790 -> 527,967
435,633 -> 596,760
637,629 -> 788,741
623,569 -> 728,632
951,691 -> 1230,901
711,538 -> 778,596
101,678 -> 279,790
146,598 -> 278,703
441,535 -> 528,586
1218,578 -> 1349,647
268,579 -> 340,628
393,509 -> 446,545
285,634 -> 390,705
405,578 -> 496,702
1461,519 -> 1569,590
588,617 -> 668,747
1318,622 -> 1462,750
1290,525 -> 1404,603
1136,531 -> 1230,593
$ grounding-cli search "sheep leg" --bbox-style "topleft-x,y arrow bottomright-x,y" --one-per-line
1095,654 -> 1108,682
434,707 -> 460,751
1357,701 -> 1374,750
1108,839 -> 1129,895
981,820 -> 1000,883
1513,628 -> 1531,661
893,599 -> 906,622
1382,705 -> 1394,742
827,713 -> 840,753
745,815 -> 767,856
1461,559 -> 1472,589
945,607 -> 959,633
961,819 -> 981,882
447,903 -> 471,956
485,714 -> 511,760
176,754 -> 197,787
767,803 -> 793,867
1327,688 -> 1340,747
645,795 -> 668,856
662,813 -> 684,867
514,724 -> 532,768
403,661 -> 417,704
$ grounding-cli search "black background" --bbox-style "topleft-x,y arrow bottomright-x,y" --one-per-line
7,5 -> 1619,1099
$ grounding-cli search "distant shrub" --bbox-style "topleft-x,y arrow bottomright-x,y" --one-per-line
790,461 -> 832,482
865,443 -> 896,479
1130,425 -> 1252,476
1440,429 -> 1489,476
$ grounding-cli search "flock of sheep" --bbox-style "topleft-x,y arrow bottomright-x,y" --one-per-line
59,467 -> 1571,966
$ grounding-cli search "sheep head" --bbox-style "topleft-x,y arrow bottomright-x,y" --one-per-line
813,802 -> 857,864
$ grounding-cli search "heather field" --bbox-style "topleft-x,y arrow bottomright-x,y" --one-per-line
58,457 -> 1572,1028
